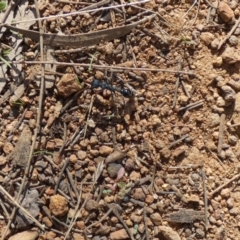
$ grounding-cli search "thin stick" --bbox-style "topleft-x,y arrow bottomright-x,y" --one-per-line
120,0 -> 126,23
54,158 -> 69,194
83,95 -> 95,139
218,113 -> 226,155
132,5 -> 171,28
209,173 -> 240,197
75,0 -> 110,11
149,163 -> 156,194
169,134 -> 189,149
130,198 -> 145,207
206,147 -> 225,169
8,107 -> 29,139
34,0 -> 45,133
186,102 -> 204,111
43,155 -> 59,170
6,0 -> 150,25
64,183 -> 83,239
201,168 -> 209,231
143,207 -> 150,240
106,203 -> 135,240
178,100 -> 204,111
0,0 -> 16,26
204,0 -> 217,8
59,122 -> 67,155
60,90 -> 84,114
229,122 -> 240,128
181,80 -> 191,98
192,0 -> 200,26
56,0 -> 92,4
0,201 -> 10,220
218,17 -> 240,49
69,128 -> 84,147
183,0 -> 198,19
85,209 -> 112,230
6,60 -> 194,75
0,186 -> 44,230
66,168 -> 79,198
172,60 -> 181,108
1,0 -> 46,236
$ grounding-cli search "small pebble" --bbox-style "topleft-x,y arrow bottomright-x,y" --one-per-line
221,188 -> 230,198
145,195 -> 154,204
211,38 -> 220,49
209,113 -> 220,127
110,229 -> 128,240
129,171 -> 141,181
228,35 -> 238,46
200,32 -> 214,45
150,212 -> 162,226
218,2 -> 234,22
209,216 -> 216,224
228,135 -> 238,145
99,145 -> 113,156
229,207 -> 239,215
49,195 -> 69,217
85,199 -> 99,211
107,163 -> 122,178
213,57 -> 223,67
69,154 -> 77,163
132,188 -> 145,201
196,228 -> 205,238
77,150 -> 87,160
225,149 -> 235,161
227,198 -> 234,208
130,214 -> 142,223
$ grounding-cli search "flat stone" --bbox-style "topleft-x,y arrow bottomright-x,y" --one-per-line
200,32 -> 214,45
56,74 -> 82,97
99,145 -> 113,156
220,188 -> 230,198
222,47 -> 240,64
218,2 -> 234,23
150,212 -> 162,225
9,230 -> 38,240
158,226 -> 181,240
107,163 -> 122,178
110,229 -> 129,240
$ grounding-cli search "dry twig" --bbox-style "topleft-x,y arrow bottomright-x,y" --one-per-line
83,94 -> 95,139
4,60 -> 195,75
1,1 -> 46,237
218,17 -> 240,49
209,173 -> 240,197
172,60 -> 182,108
143,207 -> 150,240
0,186 -> 44,231
64,183 -> 83,239
217,113 -> 226,155
106,203 -> 134,240
169,134 -> 189,149
201,168 -> 209,231
178,100 -> 204,111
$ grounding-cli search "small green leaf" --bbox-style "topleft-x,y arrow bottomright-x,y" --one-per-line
33,150 -> 53,156
0,55 -> 11,68
133,224 -> 138,234
3,48 -> 11,56
102,189 -> 112,195
117,182 -> 126,189
11,98 -> 24,107
0,1 -> 6,11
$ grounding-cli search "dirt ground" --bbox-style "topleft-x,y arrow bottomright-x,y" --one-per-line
1,0 -> 240,239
